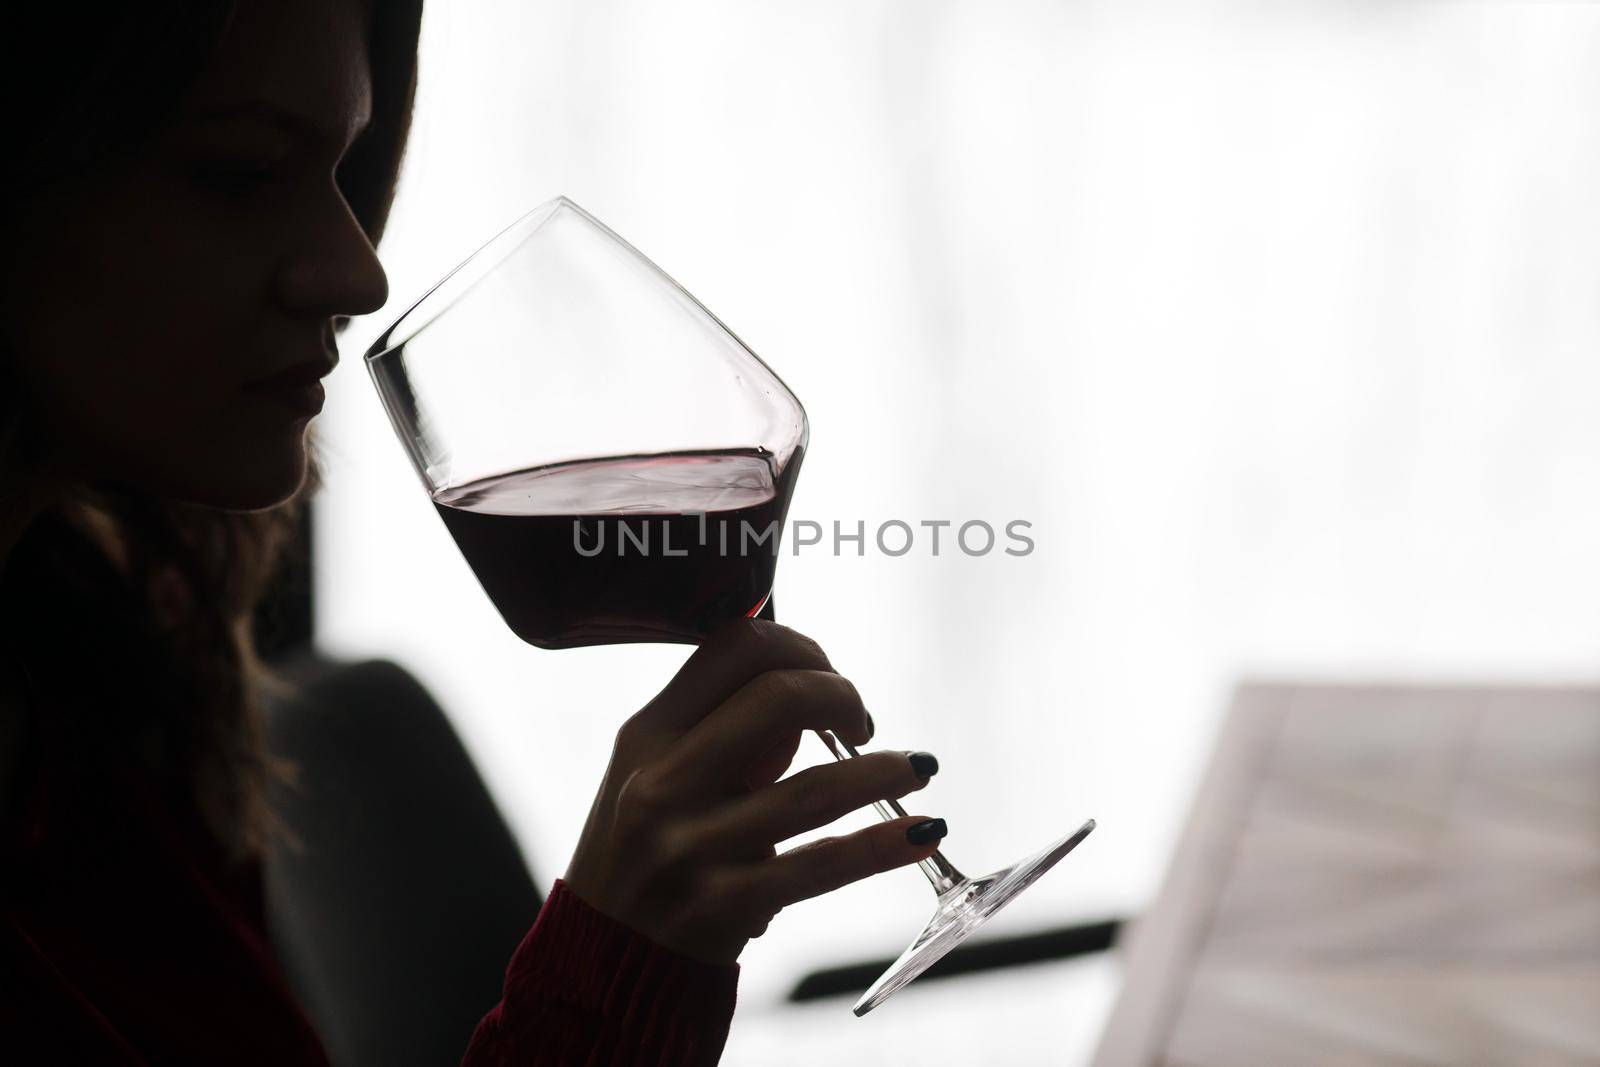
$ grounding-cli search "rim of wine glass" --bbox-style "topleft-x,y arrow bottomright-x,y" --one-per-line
363,196 -> 808,442
364,195 -> 565,364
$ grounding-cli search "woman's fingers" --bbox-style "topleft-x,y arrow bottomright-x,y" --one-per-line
661,669 -> 871,792
569,620 -> 944,965
634,619 -> 834,736
742,815 -> 950,912
694,751 -> 936,856
743,734 -> 804,790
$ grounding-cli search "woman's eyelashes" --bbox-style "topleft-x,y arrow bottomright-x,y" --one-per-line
186,149 -> 359,210
180,133 -> 298,200
190,157 -> 286,197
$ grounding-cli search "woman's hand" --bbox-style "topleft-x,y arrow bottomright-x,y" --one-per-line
563,619 -> 945,965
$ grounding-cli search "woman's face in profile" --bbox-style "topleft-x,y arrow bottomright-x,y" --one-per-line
5,0 -> 388,510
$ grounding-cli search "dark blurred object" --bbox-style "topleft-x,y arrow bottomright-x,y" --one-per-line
262,656 -> 541,1067
1094,683 -> 1600,1066
789,919 -> 1121,1002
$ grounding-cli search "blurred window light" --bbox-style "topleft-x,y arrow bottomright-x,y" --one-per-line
321,1 -> 1600,1058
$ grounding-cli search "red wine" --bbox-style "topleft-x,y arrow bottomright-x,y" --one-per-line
432,448 -> 802,648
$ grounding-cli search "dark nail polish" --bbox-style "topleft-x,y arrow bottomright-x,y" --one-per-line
909,751 -> 939,780
865,711 -> 875,741
906,818 -> 947,845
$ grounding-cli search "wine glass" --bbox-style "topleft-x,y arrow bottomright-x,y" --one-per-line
364,196 -> 1095,1015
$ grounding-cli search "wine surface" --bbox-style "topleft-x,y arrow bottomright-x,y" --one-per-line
432,448 -> 801,648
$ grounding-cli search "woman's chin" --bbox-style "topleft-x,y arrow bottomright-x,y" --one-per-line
161,438 -> 313,512
73,412 -> 319,511
219,456 -> 311,511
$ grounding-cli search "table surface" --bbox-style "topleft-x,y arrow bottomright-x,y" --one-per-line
1092,683 -> 1600,1067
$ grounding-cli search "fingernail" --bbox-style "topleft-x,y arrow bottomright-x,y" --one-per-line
865,711 -> 875,741
908,751 -> 939,780
906,818 -> 947,845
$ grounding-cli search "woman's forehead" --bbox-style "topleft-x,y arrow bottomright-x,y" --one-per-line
185,0 -> 373,144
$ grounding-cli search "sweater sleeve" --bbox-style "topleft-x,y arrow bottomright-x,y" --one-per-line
460,880 -> 739,1067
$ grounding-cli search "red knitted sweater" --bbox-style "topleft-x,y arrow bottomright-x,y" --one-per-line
0,721 -> 738,1065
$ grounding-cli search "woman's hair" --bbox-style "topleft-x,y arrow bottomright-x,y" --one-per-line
0,0 -> 423,865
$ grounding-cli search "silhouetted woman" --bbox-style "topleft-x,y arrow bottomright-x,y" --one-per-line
0,2 -> 946,1063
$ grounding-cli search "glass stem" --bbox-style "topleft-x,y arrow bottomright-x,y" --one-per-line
816,729 -> 966,896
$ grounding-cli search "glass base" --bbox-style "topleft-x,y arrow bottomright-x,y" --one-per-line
852,818 -> 1097,1016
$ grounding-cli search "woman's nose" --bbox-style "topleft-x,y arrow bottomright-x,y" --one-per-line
275,189 -> 390,320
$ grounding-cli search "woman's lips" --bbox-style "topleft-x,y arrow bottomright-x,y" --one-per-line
243,359 -> 334,416
243,378 -> 326,416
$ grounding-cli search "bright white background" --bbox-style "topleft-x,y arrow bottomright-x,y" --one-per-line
320,2 -> 1600,1062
